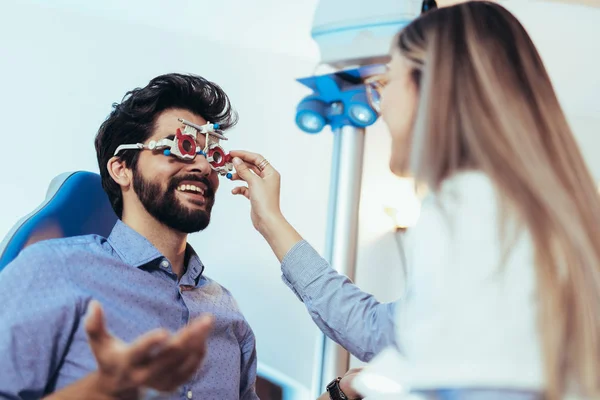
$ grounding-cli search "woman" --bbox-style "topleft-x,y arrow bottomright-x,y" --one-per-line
230,2 -> 600,399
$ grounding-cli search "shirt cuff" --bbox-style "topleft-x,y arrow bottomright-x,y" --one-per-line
280,240 -> 330,301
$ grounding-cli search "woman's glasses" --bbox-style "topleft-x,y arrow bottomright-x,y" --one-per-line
364,73 -> 389,115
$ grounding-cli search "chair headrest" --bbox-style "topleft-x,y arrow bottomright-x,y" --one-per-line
0,171 -> 117,271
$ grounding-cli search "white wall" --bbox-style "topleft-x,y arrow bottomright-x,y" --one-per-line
1,0 -> 599,393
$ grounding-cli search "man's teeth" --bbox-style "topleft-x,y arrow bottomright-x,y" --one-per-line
176,184 -> 205,195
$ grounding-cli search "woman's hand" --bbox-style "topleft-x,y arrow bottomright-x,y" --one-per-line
340,368 -> 364,399
229,150 -> 303,261
316,368 -> 365,400
229,150 -> 285,235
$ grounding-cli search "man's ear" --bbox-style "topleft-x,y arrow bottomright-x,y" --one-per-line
107,156 -> 132,189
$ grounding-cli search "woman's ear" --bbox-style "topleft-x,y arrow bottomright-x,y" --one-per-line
107,156 -> 132,189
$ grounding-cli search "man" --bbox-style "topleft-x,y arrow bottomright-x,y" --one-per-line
0,73 -> 258,400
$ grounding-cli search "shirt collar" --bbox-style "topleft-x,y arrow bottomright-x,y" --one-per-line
107,220 -> 205,283
182,245 -> 205,285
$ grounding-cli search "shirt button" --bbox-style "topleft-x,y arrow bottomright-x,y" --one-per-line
187,390 -> 193,399
160,260 -> 170,269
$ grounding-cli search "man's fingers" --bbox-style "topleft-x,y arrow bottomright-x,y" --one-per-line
149,315 -> 213,363
85,301 -> 112,354
177,315 -> 214,348
140,348 -> 193,389
84,300 -> 105,340
155,315 -> 213,364
140,343 -> 204,390
128,328 -> 170,366
136,316 -> 213,387
171,348 -> 206,383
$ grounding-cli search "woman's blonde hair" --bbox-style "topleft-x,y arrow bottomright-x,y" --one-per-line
398,2 -> 600,399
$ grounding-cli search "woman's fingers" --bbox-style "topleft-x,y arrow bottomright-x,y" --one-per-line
235,160 -> 262,175
229,150 -> 264,165
232,186 -> 250,199
236,162 -> 262,177
232,158 -> 258,184
230,151 -> 278,177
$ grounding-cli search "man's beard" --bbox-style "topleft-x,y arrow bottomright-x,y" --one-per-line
132,170 -> 215,233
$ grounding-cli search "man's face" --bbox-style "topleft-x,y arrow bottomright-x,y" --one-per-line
131,108 -> 220,233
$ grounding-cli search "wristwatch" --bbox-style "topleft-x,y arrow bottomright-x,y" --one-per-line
326,377 -> 348,400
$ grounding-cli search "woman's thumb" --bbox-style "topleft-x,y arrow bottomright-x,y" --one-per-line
233,158 -> 256,183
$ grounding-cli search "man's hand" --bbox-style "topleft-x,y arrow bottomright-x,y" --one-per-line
339,368 -> 364,400
85,300 -> 214,398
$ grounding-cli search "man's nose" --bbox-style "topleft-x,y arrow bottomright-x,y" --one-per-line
185,149 -> 213,177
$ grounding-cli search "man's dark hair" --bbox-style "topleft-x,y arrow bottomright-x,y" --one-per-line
95,73 -> 238,218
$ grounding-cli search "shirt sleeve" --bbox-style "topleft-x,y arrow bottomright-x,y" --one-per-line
239,326 -> 259,400
280,240 -> 398,362
0,242 -> 83,399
